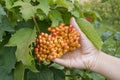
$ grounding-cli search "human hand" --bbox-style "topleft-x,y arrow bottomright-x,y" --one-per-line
53,17 -> 100,69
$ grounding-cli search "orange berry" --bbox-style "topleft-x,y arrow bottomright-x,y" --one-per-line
34,48 -> 38,52
34,23 -> 81,62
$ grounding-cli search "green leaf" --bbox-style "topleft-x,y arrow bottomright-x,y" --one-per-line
13,1 -> 38,21
101,31 -> 112,42
0,16 -> 15,41
26,70 -> 40,80
49,10 -> 63,27
72,1 -> 84,18
36,9 -> 46,20
72,69 -> 84,76
0,4 -> 6,22
0,46 -> 16,80
55,0 -> 74,11
37,20 -> 50,33
70,10 -> 80,18
6,27 -> 37,72
113,32 -> 120,41
39,69 -> 54,80
88,72 -> 105,80
26,68 -> 54,80
15,20 -> 34,30
14,62 -> 25,80
26,68 -> 55,80
62,12 -> 72,25
0,32 -> 11,47
0,46 -> 16,73
5,0 -> 12,9
49,63 -> 64,70
37,0 -> 50,15
51,68 -> 65,80
0,70 -> 14,80
23,0 -> 31,2
76,18 -> 103,50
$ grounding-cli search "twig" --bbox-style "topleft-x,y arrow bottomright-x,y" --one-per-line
32,16 -> 40,33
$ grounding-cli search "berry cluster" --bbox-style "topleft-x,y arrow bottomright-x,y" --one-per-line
34,23 -> 81,62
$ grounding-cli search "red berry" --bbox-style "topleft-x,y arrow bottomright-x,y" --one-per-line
86,17 -> 94,22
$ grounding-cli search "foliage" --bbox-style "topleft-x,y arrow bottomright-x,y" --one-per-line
76,18 -> 103,50
91,0 -> 120,31
0,0 -> 119,80
90,0 -> 120,57
0,47 -> 16,80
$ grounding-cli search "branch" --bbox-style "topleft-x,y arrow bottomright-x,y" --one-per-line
32,16 -> 40,33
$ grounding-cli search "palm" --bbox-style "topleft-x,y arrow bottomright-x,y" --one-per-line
57,48 -> 85,68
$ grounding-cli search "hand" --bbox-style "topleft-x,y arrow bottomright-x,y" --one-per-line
53,17 -> 100,69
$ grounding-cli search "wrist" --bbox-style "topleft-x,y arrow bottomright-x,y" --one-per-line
81,50 -> 100,70
90,51 -> 103,71
90,51 -> 120,80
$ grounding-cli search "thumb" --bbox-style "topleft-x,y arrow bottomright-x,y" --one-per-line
53,58 -> 70,67
70,17 -> 88,41
70,17 -> 82,34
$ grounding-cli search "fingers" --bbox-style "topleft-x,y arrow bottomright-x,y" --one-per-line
53,58 -> 70,67
70,17 -> 95,48
70,17 -> 82,34
53,58 -> 65,65
70,17 -> 88,41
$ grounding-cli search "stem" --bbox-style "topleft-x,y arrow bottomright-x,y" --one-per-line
32,16 -> 40,33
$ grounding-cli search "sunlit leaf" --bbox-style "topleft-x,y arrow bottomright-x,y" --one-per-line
49,10 -> 63,27
55,0 -> 74,11
6,27 -> 37,72
76,18 -> 103,50
13,1 -> 38,21
37,0 -> 50,15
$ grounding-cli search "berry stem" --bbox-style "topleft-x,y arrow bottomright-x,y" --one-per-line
33,16 -> 40,33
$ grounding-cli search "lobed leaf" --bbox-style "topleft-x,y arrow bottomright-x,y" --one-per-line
4,0 -> 12,10
55,0 -> 74,11
49,10 -> 63,27
13,1 -> 38,21
37,0 -> 50,15
6,27 -> 37,72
